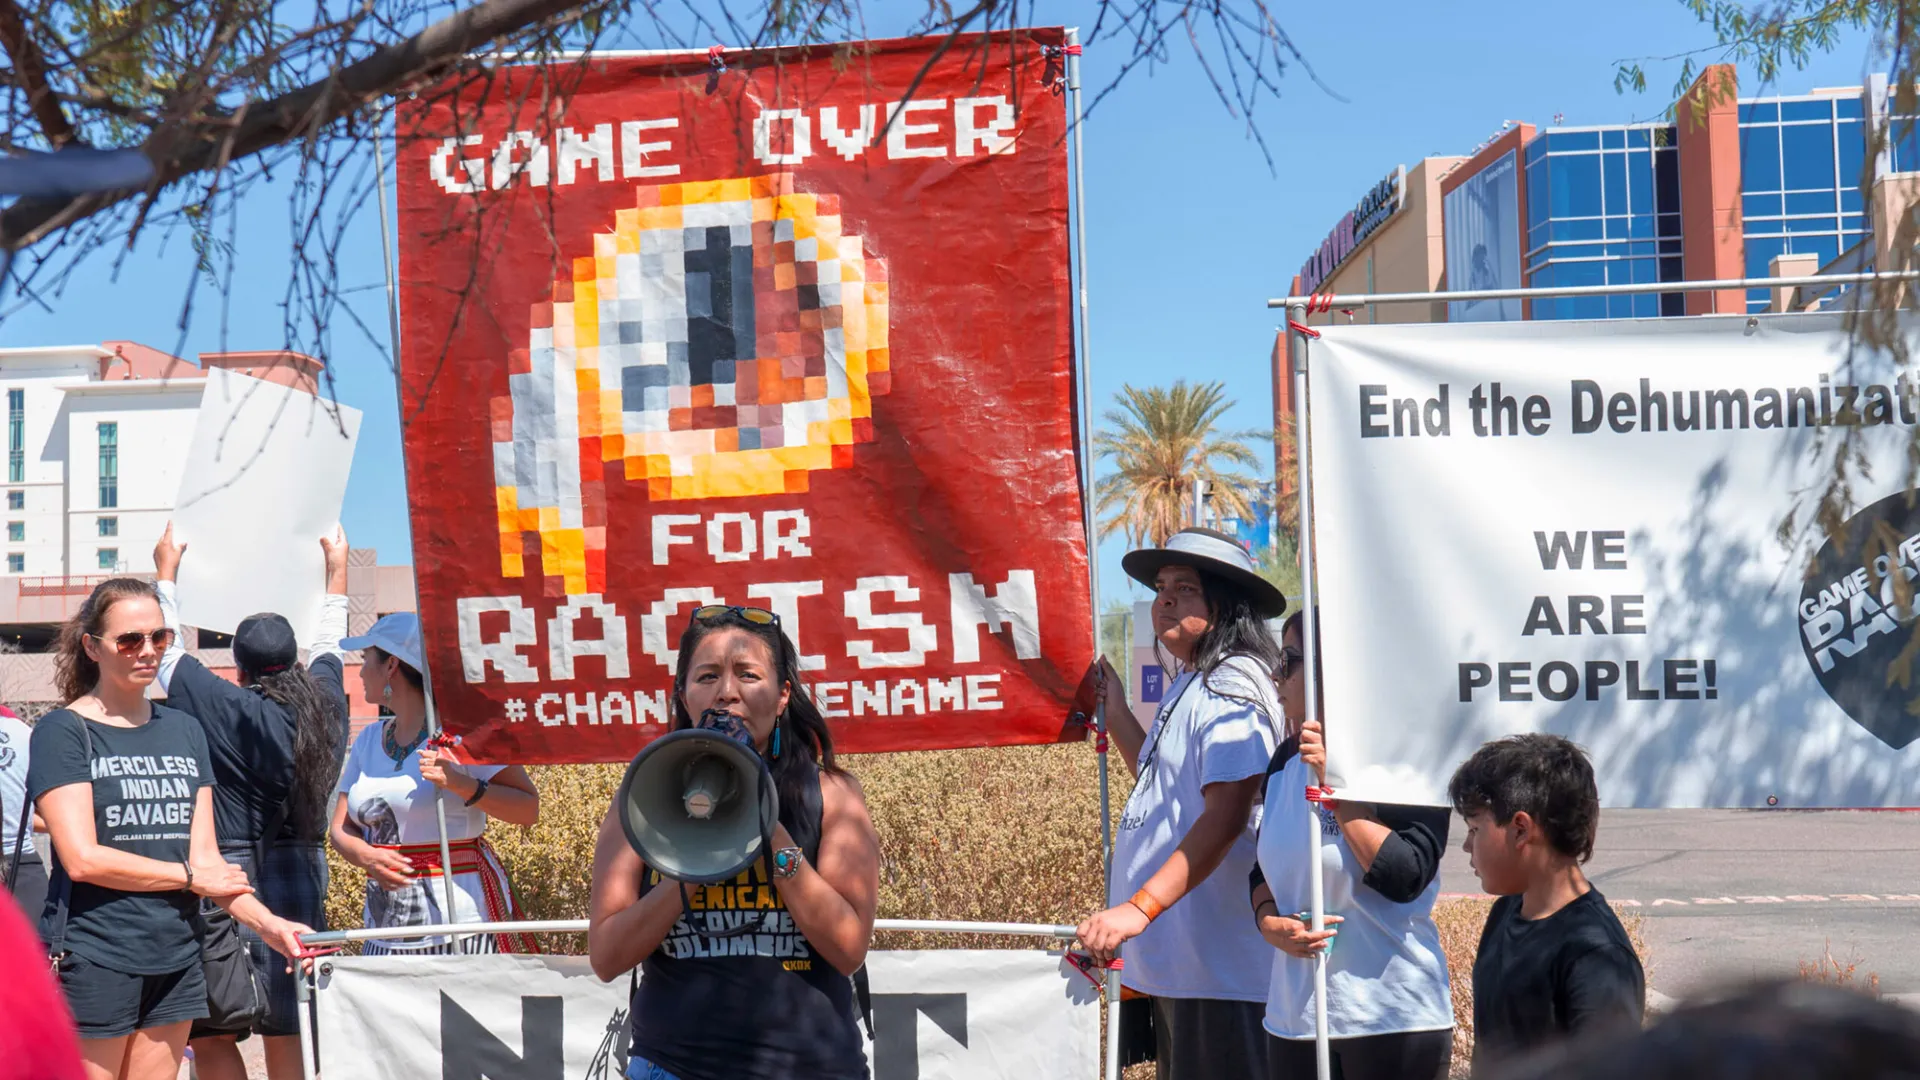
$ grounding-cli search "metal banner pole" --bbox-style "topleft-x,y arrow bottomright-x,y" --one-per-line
1062,27 -> 1123,1080
1287,304 -> 1331,1080
294,962 -> 319,1080
372,110 -> 461,927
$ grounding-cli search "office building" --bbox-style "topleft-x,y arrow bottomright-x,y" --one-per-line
0,340 -> 414,721
1274,65 -> 1920,485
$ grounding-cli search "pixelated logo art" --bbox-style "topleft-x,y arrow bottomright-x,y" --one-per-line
491,174 -> 891,595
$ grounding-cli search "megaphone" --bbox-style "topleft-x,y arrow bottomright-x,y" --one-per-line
616,718 -> 779,884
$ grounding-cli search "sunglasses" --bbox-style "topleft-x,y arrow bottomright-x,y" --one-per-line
88,628 -> 176,656
1278,644 -> 1304,680
689,605 -> 780,628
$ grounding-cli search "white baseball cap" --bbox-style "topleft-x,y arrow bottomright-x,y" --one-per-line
341,612 -> 423,672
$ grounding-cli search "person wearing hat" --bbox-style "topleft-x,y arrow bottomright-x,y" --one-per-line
1076,526 -> 1287,1079
152,524 -> 352,1080
329,611 -> 540,955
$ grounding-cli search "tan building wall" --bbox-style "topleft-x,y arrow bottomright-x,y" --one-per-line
1298,157 -> 1464,328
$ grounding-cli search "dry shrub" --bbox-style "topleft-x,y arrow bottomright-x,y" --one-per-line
1435,896 -> 1650,1076
324,744 -> 1127,953
1798,943 -> 1881,997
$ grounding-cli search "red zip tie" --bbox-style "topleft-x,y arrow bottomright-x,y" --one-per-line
293,943 -> 343,960
1305,785 -> 1339,808
427,732 -> 462,750
1063,950 -> 1122,989
1287,320 -> 1321,339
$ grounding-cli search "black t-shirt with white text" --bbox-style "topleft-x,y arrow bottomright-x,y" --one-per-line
26,706 -> 212,974
1471,887 -> 1645,1071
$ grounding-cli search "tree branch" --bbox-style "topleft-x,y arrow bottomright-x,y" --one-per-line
0,0 -> 76,147
0,0 -> 598,248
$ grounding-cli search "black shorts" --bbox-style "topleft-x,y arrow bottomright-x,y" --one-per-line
58,951 -> 209,1040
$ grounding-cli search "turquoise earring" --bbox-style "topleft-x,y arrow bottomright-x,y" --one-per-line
771,724 -> 783,759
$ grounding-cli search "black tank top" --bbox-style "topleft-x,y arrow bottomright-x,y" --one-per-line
627,762 -> 869,1080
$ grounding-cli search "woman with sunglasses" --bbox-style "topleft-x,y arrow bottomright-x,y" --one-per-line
328,613 -> 540,954
588,604 -> 878,1080
27,578 -> 311,1080
1249,608 -> 1454,1080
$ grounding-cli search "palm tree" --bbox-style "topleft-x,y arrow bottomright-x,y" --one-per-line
1093,381 -> 1267,548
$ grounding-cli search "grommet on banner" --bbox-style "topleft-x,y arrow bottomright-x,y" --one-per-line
1041,42 -> 1083,94
705,45 -> 727,94
1064,950 -> 1123,990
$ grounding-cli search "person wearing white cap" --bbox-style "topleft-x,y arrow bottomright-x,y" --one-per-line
1075,526 -> 1286,1080
327,613 -> 541,954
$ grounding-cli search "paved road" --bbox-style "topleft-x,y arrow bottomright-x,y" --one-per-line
1436,809 -> 1920,1001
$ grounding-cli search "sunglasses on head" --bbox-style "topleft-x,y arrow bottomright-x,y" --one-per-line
89,628 -> 175,656
689,605 -> 780,628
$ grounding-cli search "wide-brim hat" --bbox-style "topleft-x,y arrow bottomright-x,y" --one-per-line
1121,527 -> 1288,619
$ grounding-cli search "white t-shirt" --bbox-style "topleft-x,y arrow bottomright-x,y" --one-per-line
0,714 -> 34,859
1257,750 -> 1453,1039
335,721 -> 508,950
1111,656 -> 1279,1002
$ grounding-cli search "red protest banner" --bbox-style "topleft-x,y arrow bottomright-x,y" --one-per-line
395,31 -> 1092,763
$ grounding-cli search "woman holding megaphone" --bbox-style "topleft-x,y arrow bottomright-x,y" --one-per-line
589,605 -> 879,1080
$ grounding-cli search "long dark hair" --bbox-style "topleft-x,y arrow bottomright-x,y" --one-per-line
1164,566 -> 1286,705
241,658 -> 344,837
670,610 -> 844,825
55,577 -> 161,702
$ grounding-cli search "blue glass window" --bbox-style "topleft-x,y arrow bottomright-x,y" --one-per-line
1895,117 -> 1920,173
1655,149 -> 1680,207
1657,213 -> 1682,237
1552,217 -> 1605,241
1841,187 -> 1864,213
1627,128 -> 1651,148
1837,97 -> 1864,120
1659,238 -> 1683,255
1550,131 -> 1601,151
1786,191 -> 1836,214
1741,125 -> 1782,191
1838,120 -> 1864,189
1741,102 -> 1780,123
1744,194 -> 1784,218
1781,99 -> 1833,122
1628,152 -> 1652,213
1781,124 -> 1836,189
1786,216 -> 1838,233
1527,136 -> 1548,165
1550,153 -> 1603,217
1603,153 -> 1627,213
1746,235 -> 1786,278
1602,129 -> 1625,149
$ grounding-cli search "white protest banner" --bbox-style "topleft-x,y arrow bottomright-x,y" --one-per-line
314,949 -> 1098,1080
172,367 -> 360,637
1307,313 -> 1920,808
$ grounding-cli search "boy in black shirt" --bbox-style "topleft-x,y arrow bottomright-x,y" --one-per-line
1448,734 -> 1644,1073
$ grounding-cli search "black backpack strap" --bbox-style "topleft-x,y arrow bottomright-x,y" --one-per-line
852,964 -> 874,1040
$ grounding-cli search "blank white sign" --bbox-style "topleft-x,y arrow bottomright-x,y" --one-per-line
173,367 -> 361,638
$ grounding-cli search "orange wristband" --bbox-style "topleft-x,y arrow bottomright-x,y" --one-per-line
1129,888 -> 1166,923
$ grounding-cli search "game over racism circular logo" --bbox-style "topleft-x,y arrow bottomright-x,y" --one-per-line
488,174 -> 892,593
1799,490 -> 1920,749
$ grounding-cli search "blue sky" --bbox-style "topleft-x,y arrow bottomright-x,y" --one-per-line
0,0 -> 1883,610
